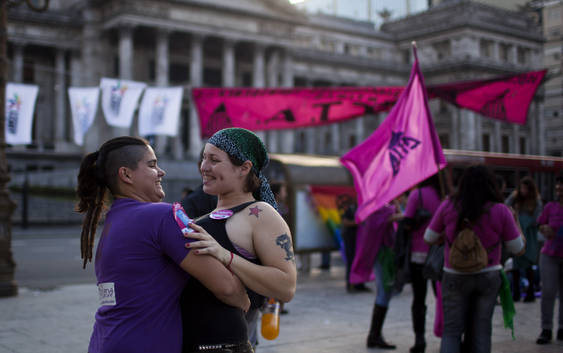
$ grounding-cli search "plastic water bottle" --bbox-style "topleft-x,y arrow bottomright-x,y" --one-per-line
261,298 -> 280,340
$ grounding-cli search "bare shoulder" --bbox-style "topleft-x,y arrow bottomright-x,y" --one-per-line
244,201 -> 279,221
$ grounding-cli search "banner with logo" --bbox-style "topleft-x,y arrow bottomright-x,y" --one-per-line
68,87 -> 100,146
5,83 -> 39,145
192,70 -> 546,137
340,51 -> 447,223
100,78 -> 146,128
427,70 -> 547,125
138,87 -> 184,136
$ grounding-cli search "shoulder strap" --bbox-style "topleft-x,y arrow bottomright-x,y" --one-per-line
230,201 -> 259,214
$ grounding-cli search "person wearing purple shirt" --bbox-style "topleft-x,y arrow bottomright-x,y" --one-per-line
75,136 -> 250,353
424,165 -> 524,353
403,174 -> 443,353
535,175 -> 563,345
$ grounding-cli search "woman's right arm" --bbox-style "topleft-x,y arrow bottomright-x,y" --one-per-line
179,252 -> 250,312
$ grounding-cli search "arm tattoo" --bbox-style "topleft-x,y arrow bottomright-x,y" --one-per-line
276,233 -> 295,263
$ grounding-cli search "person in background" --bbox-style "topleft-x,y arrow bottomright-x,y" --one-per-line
403,174 -> 444,353
364,203 -> 404,350
76,136 -> 249,353
424,165 -> 525,353
535,175 -> 563,345
505,176 -> 543,302
340,198 -> 371,293
180,128 -> 297,353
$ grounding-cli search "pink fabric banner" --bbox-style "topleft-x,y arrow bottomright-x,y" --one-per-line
340,54 -> 447,223
192,87 -> 403,138
427,70 -> 547,125
191,70 -> 546,137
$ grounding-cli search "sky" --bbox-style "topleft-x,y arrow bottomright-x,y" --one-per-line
289,0 -> 429,25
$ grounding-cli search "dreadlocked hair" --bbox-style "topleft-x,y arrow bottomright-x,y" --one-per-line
452,164 -> 503,232
75,136 -> 149,269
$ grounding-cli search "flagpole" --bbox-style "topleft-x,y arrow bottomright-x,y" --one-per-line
412,41 -> 447,199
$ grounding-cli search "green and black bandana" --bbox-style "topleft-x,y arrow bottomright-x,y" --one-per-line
207,128 -> 277,210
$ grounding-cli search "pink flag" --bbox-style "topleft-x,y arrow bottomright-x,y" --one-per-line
428,70 -> 547,125
340,51 -> 447,223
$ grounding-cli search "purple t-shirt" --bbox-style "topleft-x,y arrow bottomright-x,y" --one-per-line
428,200 -> 521,270
88,198 -> 191,353
537,201 -> 563,258
404,186 -> 441,262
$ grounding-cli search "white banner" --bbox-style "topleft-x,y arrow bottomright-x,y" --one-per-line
5,83 -> 39,145
68,87 -> 100,146
138,87 -> 184,137
100,78 -> 146,128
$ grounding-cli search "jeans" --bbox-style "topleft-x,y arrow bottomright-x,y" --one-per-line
374,261 -> 393,307
539,253 -> 563,330
440,271 -> 501,353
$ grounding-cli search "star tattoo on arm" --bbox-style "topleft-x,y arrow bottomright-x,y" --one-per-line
276,233 -> 295,263
248,206 -> 262,218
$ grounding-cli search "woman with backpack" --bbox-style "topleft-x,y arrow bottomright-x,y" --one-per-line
424,165 -> 525,353
504,176 -> 543,302
535,175 -> 563,345
403,174 -> 444,353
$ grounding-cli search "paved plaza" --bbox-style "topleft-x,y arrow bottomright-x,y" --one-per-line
1,251 -> 562,353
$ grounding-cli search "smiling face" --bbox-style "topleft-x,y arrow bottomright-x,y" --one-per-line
128,146 -> 166,202
200,143 -> 246,196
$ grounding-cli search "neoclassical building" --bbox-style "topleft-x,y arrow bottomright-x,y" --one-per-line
5,0 -> 548,175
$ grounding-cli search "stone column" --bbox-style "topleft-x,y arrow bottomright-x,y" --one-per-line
12,43 -> 24,82
508,45 -> 517,65
450,108 -> 459,149
459,110 -> 476,150
54,48 -> 67,149
493,121 -> 501,152
188,34 -> 204,160
475,114 -> 482,151
529,100 -> 537,154
512,124 -> 520,154
154,29 -> 171,156
252,43 -> 267,145
119,26 -> 134,80
280,50 -> 294,154
266,49 -> 280,152
537,101 -> 546,155
222,39 -> 235,87
355,117 -> 363,145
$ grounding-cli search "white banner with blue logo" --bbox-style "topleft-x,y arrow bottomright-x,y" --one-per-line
68,87 -> 100,146
5,83 -> 39,145
100,78 -> 146,128
138,87 -> 183,136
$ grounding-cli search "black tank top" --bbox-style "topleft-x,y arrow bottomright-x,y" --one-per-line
181,201 -> 265,349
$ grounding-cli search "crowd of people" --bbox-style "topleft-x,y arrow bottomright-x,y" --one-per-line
76,129 -> 562,353
340,167 -> 562,352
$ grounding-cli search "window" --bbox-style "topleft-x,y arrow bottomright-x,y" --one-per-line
499,44 -> 510,62
348,134 -> 357,148
169,63 -> 190,84
519,137 -> 527,155
203,68 -> 222,86
480,39 -> 493,58
482,134 -> 491,152
501,135 -> 510,153
433,40 -> 451,60
439,134 -> 450,149
517,47 -> 528,64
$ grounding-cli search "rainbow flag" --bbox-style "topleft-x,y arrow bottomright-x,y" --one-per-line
309,186 -> 357,249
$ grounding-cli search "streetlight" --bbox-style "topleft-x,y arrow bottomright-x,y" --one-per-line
0,0 -> 50,297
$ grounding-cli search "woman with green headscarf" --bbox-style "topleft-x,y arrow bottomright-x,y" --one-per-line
180,128 -> 297,353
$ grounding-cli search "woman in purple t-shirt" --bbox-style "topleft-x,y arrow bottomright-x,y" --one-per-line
424,165 -> 525,353
76,136 -> 250,353
535,175 -> 563,345
403,174 -> 443,353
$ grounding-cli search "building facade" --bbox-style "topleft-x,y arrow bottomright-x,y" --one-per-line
5,0 -> 549,175
542,0 -> 563,156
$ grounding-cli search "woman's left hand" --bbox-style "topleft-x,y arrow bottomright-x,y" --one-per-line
184,223 -> 231,265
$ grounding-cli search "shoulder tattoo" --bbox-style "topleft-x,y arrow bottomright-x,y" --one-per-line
276,233 -> 295,263
248,205 -> 262,218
